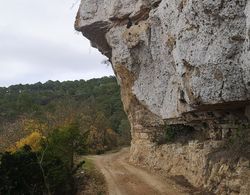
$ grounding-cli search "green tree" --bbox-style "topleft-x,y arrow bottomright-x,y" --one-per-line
45,122 -> 86,170
0,146 -> 44,195
0,123 -> 86,195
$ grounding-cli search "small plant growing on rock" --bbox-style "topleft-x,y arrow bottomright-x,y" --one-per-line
227,124 -> 250,156
164,124 -> 195,143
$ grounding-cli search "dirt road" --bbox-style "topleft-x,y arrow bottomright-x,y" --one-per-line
89,148 -> 190,195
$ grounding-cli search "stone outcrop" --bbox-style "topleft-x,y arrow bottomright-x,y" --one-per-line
75,0 -> 250,194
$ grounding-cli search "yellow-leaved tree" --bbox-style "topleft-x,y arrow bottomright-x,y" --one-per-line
8,131 -> 44,152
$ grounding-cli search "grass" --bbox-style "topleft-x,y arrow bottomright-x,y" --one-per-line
75,157 -> 107,195
84,158 -> 96,172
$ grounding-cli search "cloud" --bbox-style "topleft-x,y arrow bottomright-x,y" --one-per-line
0,0 -> 113,87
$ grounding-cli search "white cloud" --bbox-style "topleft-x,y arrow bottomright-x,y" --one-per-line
0,0 -> 113,87
0,61 -> 31,79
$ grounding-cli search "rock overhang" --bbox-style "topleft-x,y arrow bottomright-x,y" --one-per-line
75,0 -> 250,124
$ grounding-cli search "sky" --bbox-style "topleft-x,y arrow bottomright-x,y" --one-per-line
0,0 -> 114,87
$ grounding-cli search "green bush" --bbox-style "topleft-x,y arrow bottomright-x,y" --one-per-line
164,124 -> 195,143
45,122 -> 87,170
0,146 -> 44,195
228,125 -> 250,148
0,123 -> 86,195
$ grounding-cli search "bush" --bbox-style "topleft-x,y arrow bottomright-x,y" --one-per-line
0,146 -> 44,195
0,123 -> 86,195
45,122 -> 87,170
8,131 -> 43,153
227,125 -> 250,159
164,124 -> 195,143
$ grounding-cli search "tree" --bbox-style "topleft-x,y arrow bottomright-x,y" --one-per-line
0,146 -> 45,195
0,76 -> 131,153
0,123 -> 86,195
118,119 -> 131,145
9,131 -> 43,153
45,122 -> 86,170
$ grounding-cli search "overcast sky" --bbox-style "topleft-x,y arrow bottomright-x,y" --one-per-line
0,0 -> 114,87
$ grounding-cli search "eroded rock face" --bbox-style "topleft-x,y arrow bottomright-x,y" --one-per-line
75,0 -> 250,194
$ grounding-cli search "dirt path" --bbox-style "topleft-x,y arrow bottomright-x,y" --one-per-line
89,148 -> 190,195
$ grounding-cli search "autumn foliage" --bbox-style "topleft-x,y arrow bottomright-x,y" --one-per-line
8,131 -> 43,152
0,77 -> 132,194
0,123 -> 85,195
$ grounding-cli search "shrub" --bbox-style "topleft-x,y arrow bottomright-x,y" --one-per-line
8,131 -> 43,153
164,124 -> 195,143
0,123 -> 86,195
228,125 -> 249,146
0,146 -> 44,195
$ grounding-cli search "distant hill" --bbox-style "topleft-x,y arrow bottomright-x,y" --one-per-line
0,76 -> 131,152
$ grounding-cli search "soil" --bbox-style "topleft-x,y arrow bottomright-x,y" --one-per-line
89,148 -> 193,195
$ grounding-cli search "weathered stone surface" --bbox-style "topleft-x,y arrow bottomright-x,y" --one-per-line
75,0 -> 250,194
76,0 -> 250,121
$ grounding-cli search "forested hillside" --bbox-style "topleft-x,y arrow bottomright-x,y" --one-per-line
0,76 -> 131,152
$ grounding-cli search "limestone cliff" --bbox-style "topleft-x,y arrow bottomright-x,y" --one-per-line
75,0 -> 250,194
